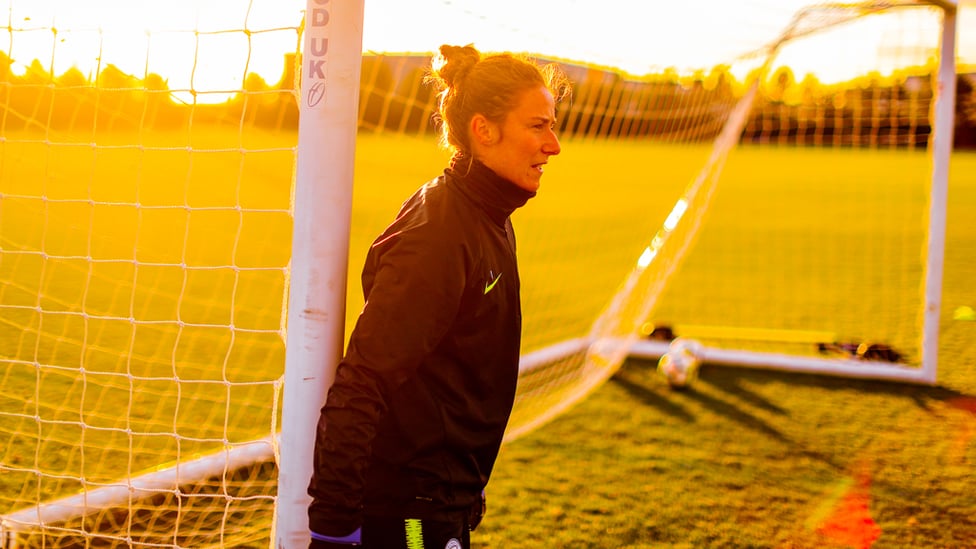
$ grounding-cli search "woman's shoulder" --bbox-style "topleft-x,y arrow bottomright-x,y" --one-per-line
379,175 -> 474,243
403,173 -> 478,219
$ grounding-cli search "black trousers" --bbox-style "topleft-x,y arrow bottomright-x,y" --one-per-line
361,515 -> 470,549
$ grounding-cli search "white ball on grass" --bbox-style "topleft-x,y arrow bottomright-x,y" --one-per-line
657,339 -> 702,388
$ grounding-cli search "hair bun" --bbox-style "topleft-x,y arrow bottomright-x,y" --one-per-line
431,44 -> 481,89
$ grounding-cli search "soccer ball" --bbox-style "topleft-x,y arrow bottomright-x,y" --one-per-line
657,338 -> 702,388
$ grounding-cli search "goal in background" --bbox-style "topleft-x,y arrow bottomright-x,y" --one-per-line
508,0 -> 958,438
0,0 -> 961,547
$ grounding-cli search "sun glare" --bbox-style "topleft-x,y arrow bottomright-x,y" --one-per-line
0,0 -> 971,104
1,0 -> 304,104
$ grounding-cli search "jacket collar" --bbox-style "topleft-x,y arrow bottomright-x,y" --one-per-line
446,155 -> 536,227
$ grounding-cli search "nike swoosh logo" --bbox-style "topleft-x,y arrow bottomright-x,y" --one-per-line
484,271 -> 502,295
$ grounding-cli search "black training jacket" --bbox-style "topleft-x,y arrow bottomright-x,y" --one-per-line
308,158 -> 535,537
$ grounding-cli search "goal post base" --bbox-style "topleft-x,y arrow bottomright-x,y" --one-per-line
628,339 -> 936,385
0,438 -> 276,546
518,336 -> 935,391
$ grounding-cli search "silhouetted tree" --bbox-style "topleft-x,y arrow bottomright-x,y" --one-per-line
796,73 -> 826,144
53,67 -> 91,131
0,51 -> 14,82
143,73 -> 183,130
703,65 -> 735,103
10,59 -> 55,130
236,72 -> 273,127
0,50 -> 967,149
272,52 -> 299,129
767,66 -> 795,103
95,64 -> 142,131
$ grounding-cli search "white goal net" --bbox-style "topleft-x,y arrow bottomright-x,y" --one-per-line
0,0 -> 962,547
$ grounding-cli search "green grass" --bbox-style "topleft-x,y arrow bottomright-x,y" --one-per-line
1,129 -> 975,547
484,367 -> 976,548
481,143 -> 976,547
0,129 -> 295,507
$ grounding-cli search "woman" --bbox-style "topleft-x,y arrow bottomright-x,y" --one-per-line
308,44 -> 570,549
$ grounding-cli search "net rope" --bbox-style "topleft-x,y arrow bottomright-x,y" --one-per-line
0,1 -> 951,546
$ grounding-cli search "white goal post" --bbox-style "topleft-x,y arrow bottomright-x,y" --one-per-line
274,0 -> 365,547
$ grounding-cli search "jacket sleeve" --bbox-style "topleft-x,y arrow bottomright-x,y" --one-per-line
307,221 -> 467,536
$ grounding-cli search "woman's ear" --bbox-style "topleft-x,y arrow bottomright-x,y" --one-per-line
470,114 -> 496,146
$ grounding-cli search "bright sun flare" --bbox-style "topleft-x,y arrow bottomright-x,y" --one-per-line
0,0 -> 972,104
2,0 -> 305,104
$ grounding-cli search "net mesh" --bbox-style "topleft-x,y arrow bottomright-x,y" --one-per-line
0,0 -> 298,545
0,0 -> 953,546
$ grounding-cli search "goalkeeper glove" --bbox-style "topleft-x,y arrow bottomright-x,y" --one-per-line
468,490 -> 486,531
309,527 -> 361,548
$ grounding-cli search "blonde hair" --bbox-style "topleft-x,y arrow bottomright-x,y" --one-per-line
426,44 -> 570,158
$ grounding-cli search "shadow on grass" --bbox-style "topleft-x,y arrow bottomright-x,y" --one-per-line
697,360 -> 976,413
610,370 -> 697,423
604,357 -> 976,545
612,360 -> 790,443
621,357 -> 975,414
613,357 -> 976,474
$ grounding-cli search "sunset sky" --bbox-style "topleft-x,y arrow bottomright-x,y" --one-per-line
1,0 -> 973,102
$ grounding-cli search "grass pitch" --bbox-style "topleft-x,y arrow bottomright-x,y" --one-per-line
482,141 -> 976,548
0,129 -> 974,547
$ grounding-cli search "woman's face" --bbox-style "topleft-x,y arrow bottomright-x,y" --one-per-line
476,85 -> 561,192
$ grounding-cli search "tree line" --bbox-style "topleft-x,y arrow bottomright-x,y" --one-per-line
2,52 -> 974,148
